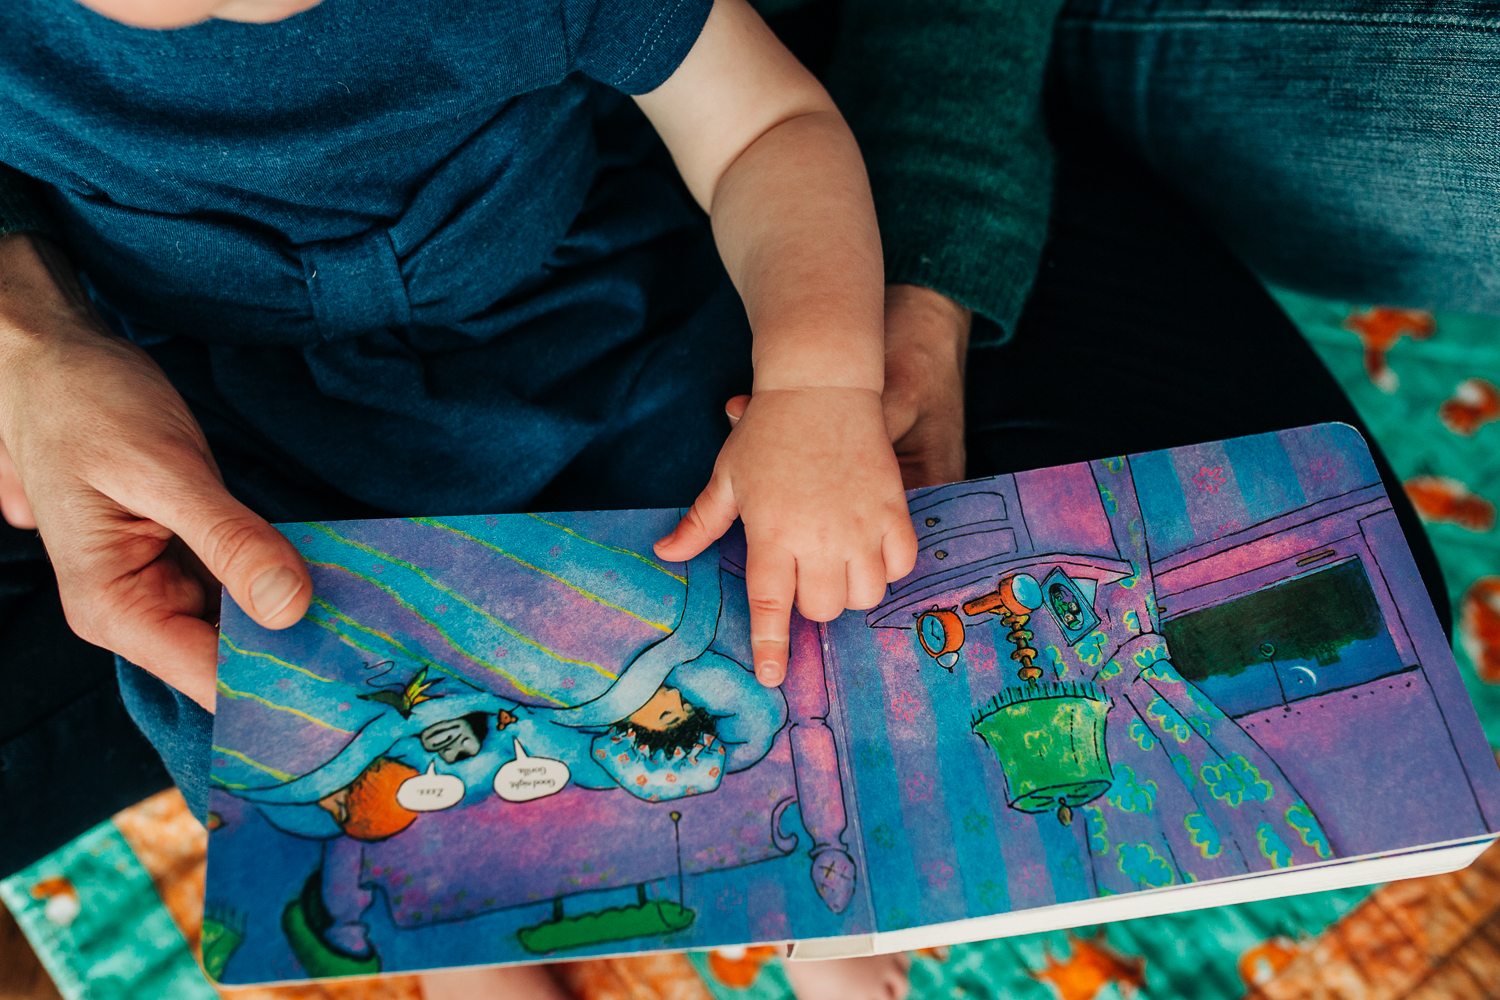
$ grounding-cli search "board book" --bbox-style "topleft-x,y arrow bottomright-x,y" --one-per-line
202,423 -> 1500,984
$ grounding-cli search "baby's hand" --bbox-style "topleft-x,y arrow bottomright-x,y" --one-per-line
654,386 -> 917,685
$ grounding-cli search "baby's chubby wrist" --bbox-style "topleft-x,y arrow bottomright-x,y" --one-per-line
750,326 -> 885,396
749,381 -> 884,399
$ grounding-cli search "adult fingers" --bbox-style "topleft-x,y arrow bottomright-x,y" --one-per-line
49,517 -> 224,711
653,471 -> 739,563
724,394 -> 750,427
881,381 -> 920,448
125,612 -> 222,712
64,560 -> 221,711
745,541 -> 796,686
891,404 -> 966,491
846,548 -> 888,610
896,444 -> 964,492
128,464 -> 312,630
0,438 -> 36,529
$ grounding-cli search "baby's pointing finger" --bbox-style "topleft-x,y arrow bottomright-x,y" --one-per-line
745,543 -> 796,686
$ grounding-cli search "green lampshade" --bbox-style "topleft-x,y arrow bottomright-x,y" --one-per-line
971,682 -> 1114,814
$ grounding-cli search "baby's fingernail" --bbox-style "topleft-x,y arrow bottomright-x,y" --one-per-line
250,566 -> 301,620
757,661 -> 781,683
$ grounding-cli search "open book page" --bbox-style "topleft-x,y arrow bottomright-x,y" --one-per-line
204,509 -> 871,985
824,424 -> 1500,937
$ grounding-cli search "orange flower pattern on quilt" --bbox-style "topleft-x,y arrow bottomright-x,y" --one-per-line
705,946 -> 781,988
1439,378 -> 1500,437
1462,578 -> 1500,685
1236,936 -> 1300,989
1027,930 -> 1146,1000
1343,307 -> 1435,393
1403,476 -> 1497,533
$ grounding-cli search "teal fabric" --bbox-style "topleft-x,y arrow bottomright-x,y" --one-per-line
694,885 -> 1371,1000
0,821 -> 216,1000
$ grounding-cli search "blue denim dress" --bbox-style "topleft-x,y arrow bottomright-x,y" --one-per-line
0,0 -> 753,814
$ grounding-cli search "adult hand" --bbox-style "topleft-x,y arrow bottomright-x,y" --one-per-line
0,233 -> 312,711
880,284 -> 970,490
0,434 -> 33,529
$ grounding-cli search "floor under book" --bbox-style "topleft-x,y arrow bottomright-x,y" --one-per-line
3,289 -> 1500,1000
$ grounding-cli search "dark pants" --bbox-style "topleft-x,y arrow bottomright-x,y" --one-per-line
0,4 -> 1459,874
0,527 -> 170,878
1053,0 -> 1500,316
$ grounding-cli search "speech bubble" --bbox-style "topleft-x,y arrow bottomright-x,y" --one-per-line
494,739 -> 571,802
396,762 -> 466,812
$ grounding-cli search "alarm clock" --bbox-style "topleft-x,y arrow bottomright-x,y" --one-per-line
915,607 -> 964,670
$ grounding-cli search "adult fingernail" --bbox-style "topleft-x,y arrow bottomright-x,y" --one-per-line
757,661 -> 781,684
250,566 -> 301,620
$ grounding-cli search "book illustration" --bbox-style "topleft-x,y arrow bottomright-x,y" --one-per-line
201,905 -> 248,981
205,425 -> 1500,982
838,424 -> 1498,931
206,512 -> 866,981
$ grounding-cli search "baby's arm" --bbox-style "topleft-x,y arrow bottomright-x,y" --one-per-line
640,0 -> 918,684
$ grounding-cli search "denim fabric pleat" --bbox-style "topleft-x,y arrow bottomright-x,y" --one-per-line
1055,0 -> 1500,313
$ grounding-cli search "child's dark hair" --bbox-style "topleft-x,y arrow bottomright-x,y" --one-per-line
465,712 -> 491,744
614,707 -> 719,757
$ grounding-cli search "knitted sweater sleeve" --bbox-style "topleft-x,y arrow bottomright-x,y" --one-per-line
827,0 -> 1064,345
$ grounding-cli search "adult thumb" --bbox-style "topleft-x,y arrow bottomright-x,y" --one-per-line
150,479 -> 312,630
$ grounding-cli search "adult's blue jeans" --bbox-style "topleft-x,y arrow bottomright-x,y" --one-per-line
1054,0 -> 1500,313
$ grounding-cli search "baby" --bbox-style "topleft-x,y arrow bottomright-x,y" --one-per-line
0,0 -> 916,996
